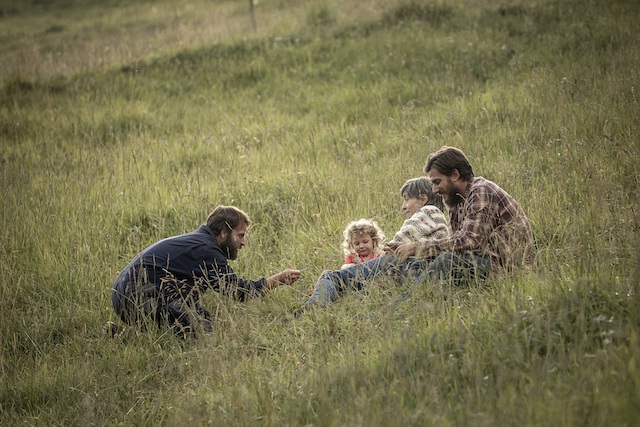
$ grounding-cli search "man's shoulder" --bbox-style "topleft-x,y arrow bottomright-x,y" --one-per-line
470,176 -> 498,189
469,176 -> 510,196
148,226 -> 217,252
172,225 -> 215,239
467,176 -> 526,215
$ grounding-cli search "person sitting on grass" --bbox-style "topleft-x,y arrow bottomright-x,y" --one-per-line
385,146 -> 536,284
109,205 -> 301,337
298,177 -> 450,311
390,177 -> 450,245
298,144 -> 536,315
340,218 -> 386,269
304,218 -> 386,297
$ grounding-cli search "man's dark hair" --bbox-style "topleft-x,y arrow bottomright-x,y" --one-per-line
424,146 -> 474,181
206,206 -> 251,236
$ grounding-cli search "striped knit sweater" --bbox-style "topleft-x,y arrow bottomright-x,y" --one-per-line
392,205 -> 450,243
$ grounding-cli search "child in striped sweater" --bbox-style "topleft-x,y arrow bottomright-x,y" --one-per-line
388,177 -> 449,246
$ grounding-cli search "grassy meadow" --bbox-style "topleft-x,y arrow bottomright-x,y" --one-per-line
1,0 -> 639,425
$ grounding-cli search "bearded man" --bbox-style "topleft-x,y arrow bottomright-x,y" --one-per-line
111,205 -> 300,335
386,146 -> 535,285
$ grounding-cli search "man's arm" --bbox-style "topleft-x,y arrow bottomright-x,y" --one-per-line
389,188 -> 494,261
419,187 -> 494,256
265,269 -> 301,290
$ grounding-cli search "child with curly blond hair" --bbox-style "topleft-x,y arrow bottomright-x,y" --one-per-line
340,218 -> 386,269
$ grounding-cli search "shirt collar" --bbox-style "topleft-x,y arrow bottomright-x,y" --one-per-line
463,177 -> 474,197
197,224 -> 217,239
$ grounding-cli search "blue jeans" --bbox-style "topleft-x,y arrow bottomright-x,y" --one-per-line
426,251 -> 491,286
305,251 -> 490,308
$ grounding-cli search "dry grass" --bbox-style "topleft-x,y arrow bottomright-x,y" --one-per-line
0,0 -> 399,84
1,0 -> 639,424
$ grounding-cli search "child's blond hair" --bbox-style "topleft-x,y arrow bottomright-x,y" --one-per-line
341,219 -> 386,257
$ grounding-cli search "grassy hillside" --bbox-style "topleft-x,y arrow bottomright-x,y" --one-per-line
1,0 -> 639,425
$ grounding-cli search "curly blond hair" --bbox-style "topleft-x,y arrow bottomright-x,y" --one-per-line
341,218 -> 386,257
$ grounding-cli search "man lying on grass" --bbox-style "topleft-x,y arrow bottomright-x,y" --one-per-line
297,146 -> 535,313
110,205 -> 300,337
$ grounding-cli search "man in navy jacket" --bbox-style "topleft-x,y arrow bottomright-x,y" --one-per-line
111,205 -> 300,336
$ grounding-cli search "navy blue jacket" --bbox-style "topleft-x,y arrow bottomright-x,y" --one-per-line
112,225 -> 266,308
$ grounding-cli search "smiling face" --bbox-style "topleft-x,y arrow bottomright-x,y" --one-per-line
350,232 -> 375,258
401,194 -> 428,218
427,168 -> 461,207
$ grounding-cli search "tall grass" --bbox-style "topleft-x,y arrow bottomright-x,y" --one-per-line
1,0 -> 639,425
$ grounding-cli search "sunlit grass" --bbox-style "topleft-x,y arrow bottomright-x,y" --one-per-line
1,0 -> 639,425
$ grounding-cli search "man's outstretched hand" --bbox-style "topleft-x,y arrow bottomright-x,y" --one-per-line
267,269 -> 301,289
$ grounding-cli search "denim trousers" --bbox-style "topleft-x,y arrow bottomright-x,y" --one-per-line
305,251 -> 491,307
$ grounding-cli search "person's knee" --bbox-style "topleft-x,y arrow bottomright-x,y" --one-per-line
312,269 -> 352,306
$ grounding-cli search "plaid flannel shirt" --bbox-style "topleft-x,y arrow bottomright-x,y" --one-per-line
417,177 -> 535,273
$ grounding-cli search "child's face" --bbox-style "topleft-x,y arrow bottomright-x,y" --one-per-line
351,232 -> 375,258
402,194 -> 428,217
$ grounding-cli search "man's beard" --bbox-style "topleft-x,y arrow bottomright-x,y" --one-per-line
443,190 -> 464,207
221,234 -> 239,260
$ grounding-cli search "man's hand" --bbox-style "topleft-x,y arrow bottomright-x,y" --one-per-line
267,269 -> 301,289
384,241 -> 418,262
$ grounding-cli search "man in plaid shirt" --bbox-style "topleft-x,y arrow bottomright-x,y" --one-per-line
386,146 -> 535,285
